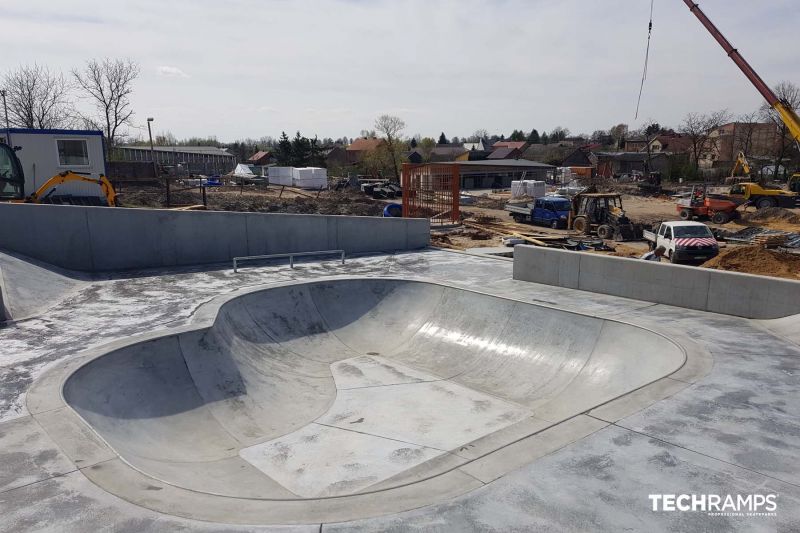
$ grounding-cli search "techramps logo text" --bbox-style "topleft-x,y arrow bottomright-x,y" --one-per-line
649,494 -> 778,517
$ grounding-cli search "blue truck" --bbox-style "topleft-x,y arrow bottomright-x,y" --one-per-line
505,196 -> 572,229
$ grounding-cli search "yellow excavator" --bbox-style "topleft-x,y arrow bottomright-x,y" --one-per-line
725,151 -> 751,184
0,142 -> 117,206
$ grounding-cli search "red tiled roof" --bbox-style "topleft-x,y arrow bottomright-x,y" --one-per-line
347,138 -> 384,152
491,141 -> 527,150
247,150 -> 270,162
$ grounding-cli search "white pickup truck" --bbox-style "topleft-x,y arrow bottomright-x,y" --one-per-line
643,221 -> 719,264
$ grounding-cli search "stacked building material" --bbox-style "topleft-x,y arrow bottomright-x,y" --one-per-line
292,167 -> 327,190
724,227 -> 800,249
268,167 -> 293,186
752,232 -> 788,248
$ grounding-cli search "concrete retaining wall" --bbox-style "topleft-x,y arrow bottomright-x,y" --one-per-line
0,203 -> 429,272
0,265 -> 7,322
513,245 -> 800,319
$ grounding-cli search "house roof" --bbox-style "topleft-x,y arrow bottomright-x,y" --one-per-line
491,141 -> 527,150
119,145 -> 234,156
347,138 -> 384,151
597,151 -> 668,162
448,159 -> 554,168
432,146 -> 468,156
487,147 -> 518,159
650,135 -> 692,153
247,150 -> 271,161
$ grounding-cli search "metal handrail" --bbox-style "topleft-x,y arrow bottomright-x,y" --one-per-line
233,249 -> 345,272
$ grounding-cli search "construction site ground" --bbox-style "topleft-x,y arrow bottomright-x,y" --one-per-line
118,184 -> 386,217
446,190 -> 800,277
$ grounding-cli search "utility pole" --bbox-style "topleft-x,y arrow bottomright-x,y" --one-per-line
1,89 -> 10,146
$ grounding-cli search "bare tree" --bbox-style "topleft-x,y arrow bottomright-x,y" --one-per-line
471,129 -> 490,142
733,110 -> 761,158
374,114 -> 406,181
2,64 -> 74,129
72,58 -> 139,151
637,120 -> 663,176
679,109 -> 731,174
760,81 -> 800,180
418,137 -> 436,162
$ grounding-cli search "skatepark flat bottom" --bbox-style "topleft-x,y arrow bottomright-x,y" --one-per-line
32,278 -> 688,523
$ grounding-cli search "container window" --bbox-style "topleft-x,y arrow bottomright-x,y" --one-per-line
57,139 -> 89,166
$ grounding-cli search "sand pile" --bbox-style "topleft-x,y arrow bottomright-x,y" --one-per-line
702,246 -> 800,280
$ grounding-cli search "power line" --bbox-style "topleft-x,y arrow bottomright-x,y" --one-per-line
635,0 -> 655,120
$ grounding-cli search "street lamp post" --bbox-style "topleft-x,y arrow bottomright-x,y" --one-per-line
147,117 -> 169,207
1,89 -> 10,146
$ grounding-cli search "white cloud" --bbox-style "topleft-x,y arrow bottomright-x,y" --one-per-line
157,65 -> 189,78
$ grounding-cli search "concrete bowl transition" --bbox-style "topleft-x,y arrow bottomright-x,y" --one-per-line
41,278 -> 688,523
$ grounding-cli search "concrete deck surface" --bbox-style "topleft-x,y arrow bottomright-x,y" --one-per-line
1,248 -> 798,532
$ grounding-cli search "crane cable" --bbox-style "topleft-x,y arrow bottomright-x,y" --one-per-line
635,0 -> 655,120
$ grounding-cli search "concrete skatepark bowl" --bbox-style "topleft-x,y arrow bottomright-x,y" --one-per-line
44,278 -> 686,523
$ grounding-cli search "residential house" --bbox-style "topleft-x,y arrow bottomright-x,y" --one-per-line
490,141 -> 528,152
624,137 -> 647,152
595,152 -> 671,178
346,138 -> 384,164
556,136 -> 588,147
246,150 -> 273,165
561,146 -> 598,178
430,146 -> 468,162
324,145 -> 348,168
463,139 -> 492,151
644,135 -> 692,154
406,150 -> 424,164
700,122 -> 782,171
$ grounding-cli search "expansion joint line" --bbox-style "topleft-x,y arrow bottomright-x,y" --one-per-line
585,414 -> 800,489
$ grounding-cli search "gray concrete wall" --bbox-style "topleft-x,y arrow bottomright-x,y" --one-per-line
0,203 -> 429,272
0,265 -> 7,322
513,245 -> 800,319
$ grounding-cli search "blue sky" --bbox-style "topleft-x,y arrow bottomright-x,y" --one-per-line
2,0 -> 797,141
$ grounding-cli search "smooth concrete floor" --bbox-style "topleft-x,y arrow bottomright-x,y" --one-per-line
1,248 -> 799,532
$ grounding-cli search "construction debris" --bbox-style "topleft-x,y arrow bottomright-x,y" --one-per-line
722,226 -> 800,248
743,207 -> 800,224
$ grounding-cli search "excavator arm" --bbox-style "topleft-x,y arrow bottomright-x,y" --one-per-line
730,151 -> 751,178
26,171 -> 118,207
683,0 -> 800,145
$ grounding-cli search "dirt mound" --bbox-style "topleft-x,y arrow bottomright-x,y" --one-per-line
744,207 -> 800,225
119,188 -> 385,216
702,246 -> 800,280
